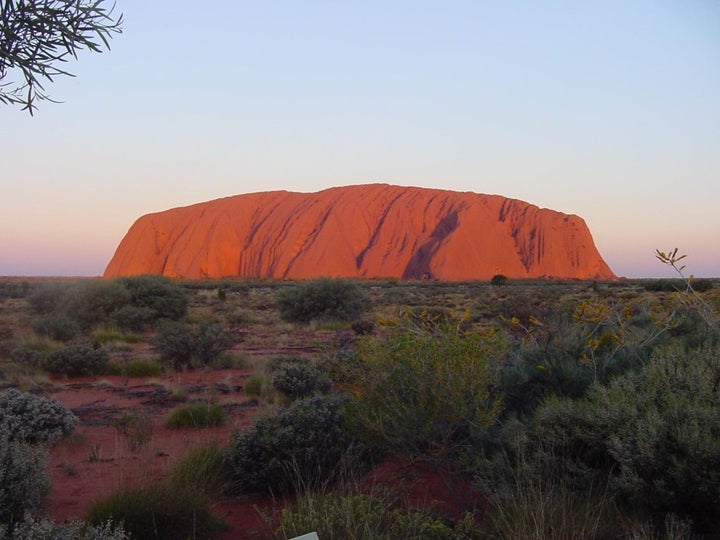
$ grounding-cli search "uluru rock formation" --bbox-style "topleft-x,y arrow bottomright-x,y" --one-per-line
104,184 -> 616,281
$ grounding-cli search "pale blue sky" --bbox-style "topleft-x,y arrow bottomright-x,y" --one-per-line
1,1 -> 719,277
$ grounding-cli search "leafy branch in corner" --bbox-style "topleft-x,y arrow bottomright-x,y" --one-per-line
0,0 -> 123,114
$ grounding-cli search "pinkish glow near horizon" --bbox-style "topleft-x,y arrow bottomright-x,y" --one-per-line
1,1 -> 718,278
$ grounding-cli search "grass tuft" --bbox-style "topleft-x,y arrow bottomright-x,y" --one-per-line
166,402 -> 226,429
86,482 -> 226,539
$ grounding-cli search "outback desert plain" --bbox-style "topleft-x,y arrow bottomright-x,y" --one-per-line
1,185 -> 719,540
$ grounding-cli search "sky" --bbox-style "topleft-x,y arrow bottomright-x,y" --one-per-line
1,1 -> 719,278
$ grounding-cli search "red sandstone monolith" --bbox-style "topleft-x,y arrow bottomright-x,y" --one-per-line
104,184 -> 615,280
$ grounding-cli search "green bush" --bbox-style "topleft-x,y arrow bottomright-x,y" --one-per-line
10,347 -> 43,368
41,344 -> 108,376
166,403 -> 226,429
499,345 -> 720,533
277,278 -> 370,323
498,344 -> 599,417
110,305 -> 157,333
269,356 -> 332,401
0,429 -> 49,534
224,394 -> 367,495
193,323 -> 237,365
491,274 -> 508,286
67,280 -> 132,330
4,516 -> 129,540
32,315 -> 81,342
153,322 -> 236,369
275,488 -> 480,540
496,295 -> 682,417
28,281 -> 131,331
86,482 -> 225,540
118,275 -> 188,326
347,327 -> 503,459
152,323 -> 195,368
0,389 -> 78,445
27,282 -> 70,315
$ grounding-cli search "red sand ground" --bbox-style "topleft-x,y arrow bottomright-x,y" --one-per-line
46,369 -> 485,539
47,369 -> 275,539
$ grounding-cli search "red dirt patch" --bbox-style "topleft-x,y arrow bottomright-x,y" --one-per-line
365,456 -> 489,520
46,369 -> 275,539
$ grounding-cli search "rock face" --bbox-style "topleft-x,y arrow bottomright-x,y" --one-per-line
104,184 -> 616,280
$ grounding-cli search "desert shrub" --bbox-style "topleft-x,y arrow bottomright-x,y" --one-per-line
498,342 -> 599,417
277,278 -> 370,323
166,403 -> 226,429
3,516 -> 129,540
0,389 -> 78,445
594,345 -> 720,529
153,322 -> 235,369
351,319 -> 375,335
0,430 -> 49,534
317,338 -> 365,387
193,323 -> 237,365
491,274 -> 508,286
110,305 -> 156,333
496,294 -> 688,416
642,278 -> 715,293
152,322 -> 195,368
170,443 -> 227,497
269,356 -> 331,401
27,283 -> 70,314
224,394 -> 367,495
275,488 -> 480,540
28,281 -> 131,332
641,279 -> 672,292
690,279 -> 714,293
495,292 -> 549,322
86,482 -> 225,540
118,275 -> 188,327
10,347 -> 43,368
66,281 -> 131,330
347,327 -> 503,459
41,345 -> 108,376
32,315 -> 81,342
243,375 -> 269,398
105,359 -> 163,378
0,281 -> 32,301
497,345 -> 720,533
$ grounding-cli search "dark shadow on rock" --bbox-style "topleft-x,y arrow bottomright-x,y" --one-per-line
402,211 -> 459,279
